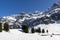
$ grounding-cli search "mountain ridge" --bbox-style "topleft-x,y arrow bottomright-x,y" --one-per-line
0,2 -> 60,29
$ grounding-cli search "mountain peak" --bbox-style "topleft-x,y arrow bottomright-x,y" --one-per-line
52,2 -> 60,8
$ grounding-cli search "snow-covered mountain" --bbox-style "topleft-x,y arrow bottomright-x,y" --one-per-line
0,11 -> 45,28
1,2 -> 60,40
0,2 -> 60,29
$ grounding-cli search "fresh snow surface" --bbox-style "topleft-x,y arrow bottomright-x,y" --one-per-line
0,24 -> 60,40
35,23 -> 60,34
3,16 -> 16,21
54,8 -> 60,10
0,29 -> 60,40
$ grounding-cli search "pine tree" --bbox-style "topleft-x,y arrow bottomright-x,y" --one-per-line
4,23 -> 9,32
37,27 -> 41,33
35,27 -> 41,33
42,29 -> 45,33
31,28 -> 35,33
46,30 -> 48,33
0,23 -> 2,32
22,25 -> 29,33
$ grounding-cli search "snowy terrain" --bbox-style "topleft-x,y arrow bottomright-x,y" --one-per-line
0,23 -> 60,40
0,2 -> 60,40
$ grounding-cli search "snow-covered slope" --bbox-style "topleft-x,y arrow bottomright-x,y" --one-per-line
0,27 -> 60,40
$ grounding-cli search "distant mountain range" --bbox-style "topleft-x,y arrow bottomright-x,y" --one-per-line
1,2 -> 60,29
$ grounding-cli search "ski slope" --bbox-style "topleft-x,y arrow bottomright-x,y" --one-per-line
0,29 -> 60,40
0,23 -> 60,40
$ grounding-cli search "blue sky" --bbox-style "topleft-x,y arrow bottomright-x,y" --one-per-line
0,0 -> 60,17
